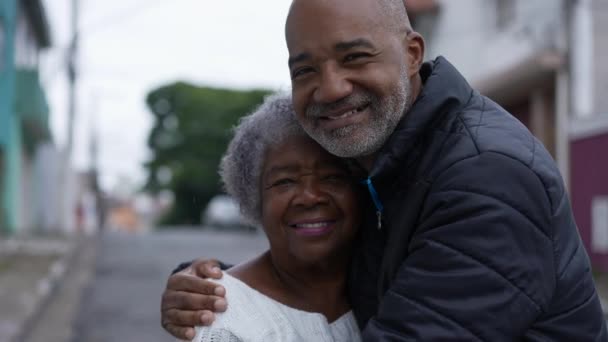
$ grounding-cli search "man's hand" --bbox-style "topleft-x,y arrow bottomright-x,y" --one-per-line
161,259 -> 227,340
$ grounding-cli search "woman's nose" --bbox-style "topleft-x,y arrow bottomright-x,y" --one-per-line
293,180 -> 328,207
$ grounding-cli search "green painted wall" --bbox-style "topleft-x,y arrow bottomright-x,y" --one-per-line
0,1 -> 16,146
0,0 -> 17,234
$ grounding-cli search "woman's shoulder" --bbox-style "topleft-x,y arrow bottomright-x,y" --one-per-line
192,274 -> 285,342
193,274 -> 362,342
210,273 -> 278,321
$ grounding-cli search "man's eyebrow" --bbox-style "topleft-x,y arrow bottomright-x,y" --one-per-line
288,52 -> 311,68
334,38 -> 376,51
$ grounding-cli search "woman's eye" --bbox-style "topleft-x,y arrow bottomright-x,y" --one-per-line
324,174 -> 349,183
271,178 -> 295,187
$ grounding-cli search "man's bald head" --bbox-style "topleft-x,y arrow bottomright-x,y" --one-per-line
378,0 -> 412,34
287,0 -> 412,38
284,0 -> 425,163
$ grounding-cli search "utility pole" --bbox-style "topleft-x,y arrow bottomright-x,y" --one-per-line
59,0 -> 79,232
66,0 -> 79,159
89,94 -> 105,231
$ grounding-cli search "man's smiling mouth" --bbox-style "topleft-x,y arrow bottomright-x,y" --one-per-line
323,103 -> 370,121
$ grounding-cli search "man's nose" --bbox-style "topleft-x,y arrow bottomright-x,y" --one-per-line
314,66 -> 353,104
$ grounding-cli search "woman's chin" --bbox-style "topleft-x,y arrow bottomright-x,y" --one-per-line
289,241 -> 350,267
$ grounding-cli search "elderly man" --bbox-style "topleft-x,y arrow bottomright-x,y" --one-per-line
161,0 -> 608,340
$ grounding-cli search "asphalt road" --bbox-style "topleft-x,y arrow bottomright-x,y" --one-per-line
70,228 -> 268,342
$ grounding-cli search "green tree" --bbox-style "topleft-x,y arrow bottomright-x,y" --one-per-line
145,83 -> 270,225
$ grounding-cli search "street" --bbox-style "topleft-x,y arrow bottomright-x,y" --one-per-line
11,227 -> 608,342
24,228 -> 268,342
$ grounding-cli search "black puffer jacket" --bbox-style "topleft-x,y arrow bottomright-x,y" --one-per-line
349,57 -> 608,341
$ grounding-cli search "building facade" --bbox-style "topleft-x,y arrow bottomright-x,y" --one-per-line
0,0 -> 52,235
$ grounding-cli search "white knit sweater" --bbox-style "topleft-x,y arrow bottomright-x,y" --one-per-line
191,274 -> 361,342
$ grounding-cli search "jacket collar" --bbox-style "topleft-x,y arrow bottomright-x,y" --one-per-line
367,56 -> 475,188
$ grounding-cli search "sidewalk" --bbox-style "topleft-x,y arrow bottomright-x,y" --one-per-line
0,235 -> 84,342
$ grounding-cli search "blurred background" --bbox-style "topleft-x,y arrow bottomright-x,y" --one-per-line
0,0 -> 607,341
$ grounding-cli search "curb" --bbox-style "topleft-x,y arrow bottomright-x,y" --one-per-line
9,236 -> 92,342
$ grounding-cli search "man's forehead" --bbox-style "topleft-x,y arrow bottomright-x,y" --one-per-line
286,0 -> 383,35
286,3 -> 385,51
286,0 -> 408,41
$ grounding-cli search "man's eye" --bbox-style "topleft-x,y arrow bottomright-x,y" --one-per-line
344,53 -> 369,63
291,67 -> 313,79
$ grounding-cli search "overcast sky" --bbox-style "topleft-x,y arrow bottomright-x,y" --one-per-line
41,0 -> 293,192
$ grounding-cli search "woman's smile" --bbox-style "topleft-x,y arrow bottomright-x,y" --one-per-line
261,134 -> 360,264
288,218 -> 338,236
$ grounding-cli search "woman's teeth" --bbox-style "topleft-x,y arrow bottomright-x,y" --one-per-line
294,222 -> 330,229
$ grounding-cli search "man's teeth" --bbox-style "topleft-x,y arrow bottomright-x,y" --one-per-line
327,105 -> 366,120
295,222 -> 329,229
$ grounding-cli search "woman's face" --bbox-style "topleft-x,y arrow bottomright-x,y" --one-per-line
260,134 -> 360,266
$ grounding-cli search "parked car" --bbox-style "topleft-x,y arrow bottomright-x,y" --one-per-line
202,195 -> 254,231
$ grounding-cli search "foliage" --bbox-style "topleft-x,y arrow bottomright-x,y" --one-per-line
144,83 -> 270,225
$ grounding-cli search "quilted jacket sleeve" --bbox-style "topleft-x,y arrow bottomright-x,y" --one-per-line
362,152 -> 557,341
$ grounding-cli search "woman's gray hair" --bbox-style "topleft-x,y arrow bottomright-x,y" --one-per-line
219,93 -> 307,225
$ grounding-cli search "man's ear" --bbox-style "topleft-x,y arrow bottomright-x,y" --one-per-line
405,32 -> 425,78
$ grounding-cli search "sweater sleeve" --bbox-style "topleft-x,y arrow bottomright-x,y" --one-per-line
192,327 -> 244,342
362,152 -> 556,341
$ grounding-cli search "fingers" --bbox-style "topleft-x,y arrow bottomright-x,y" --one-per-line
190,259 -> 223,279
161,310 -> 216,339
166,273 -> 226,296
163,308 -> 216,327
161,259 -> 227,340
163,322 -> 196,340
162,290 -> 227,312
162,310 -> 216,340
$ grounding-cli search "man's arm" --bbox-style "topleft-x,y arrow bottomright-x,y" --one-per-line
161,259 -> 228,340
362,152 -> 556,341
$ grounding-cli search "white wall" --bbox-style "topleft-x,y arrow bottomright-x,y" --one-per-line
425,0 -> 562,83
571,0 -> 594,118
592,0 -> 608,115
33,142 -> 61,232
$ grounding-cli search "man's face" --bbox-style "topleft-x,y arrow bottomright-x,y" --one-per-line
286,0 -> 413,158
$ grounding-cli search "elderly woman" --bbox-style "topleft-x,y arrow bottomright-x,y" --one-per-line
191,94 -> 362,342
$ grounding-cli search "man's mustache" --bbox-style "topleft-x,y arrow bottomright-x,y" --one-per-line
306,93 -> 375,118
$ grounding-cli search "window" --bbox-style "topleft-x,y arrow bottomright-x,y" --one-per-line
592,196 -> 608,253
496,0 -> 516,30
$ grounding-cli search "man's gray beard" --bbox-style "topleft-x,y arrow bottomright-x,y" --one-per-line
305,73 -> 412,158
